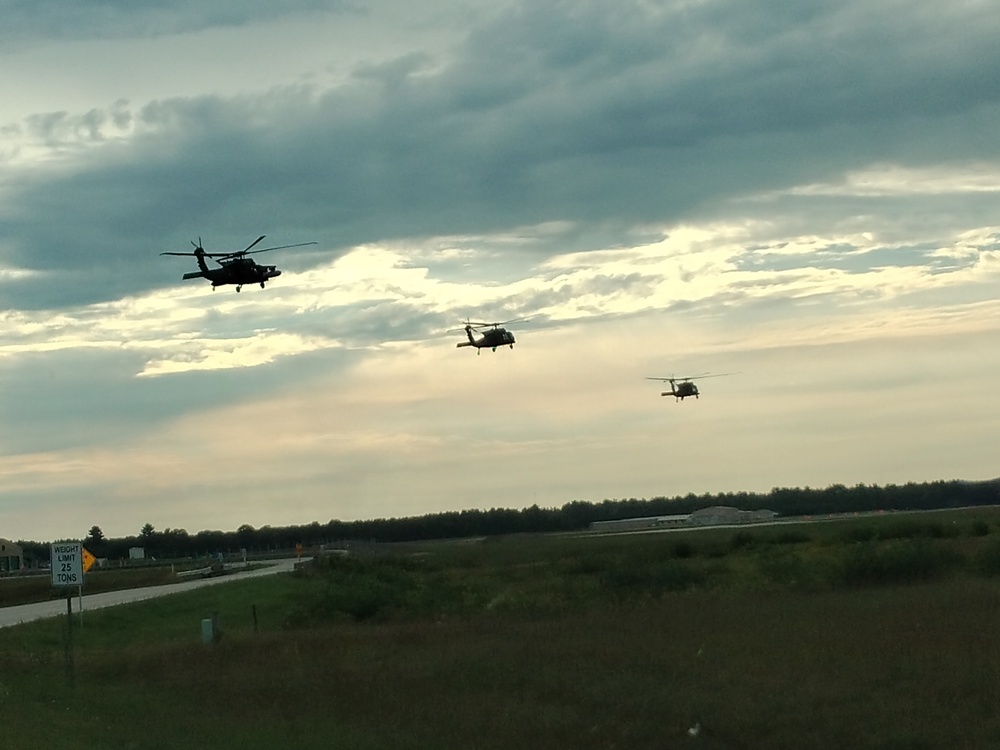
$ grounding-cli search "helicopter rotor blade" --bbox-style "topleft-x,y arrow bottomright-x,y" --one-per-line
243,235 -> 267,253
690,372 -> 740,380
168,252 -> 231,258
460,318 -> 528,329
217,241 -> 318,260
647,372 -> 739,382
448,316 -> 528,332
244,241 -> 318,255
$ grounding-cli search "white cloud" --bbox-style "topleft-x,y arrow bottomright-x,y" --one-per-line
764,163 -> 1000,199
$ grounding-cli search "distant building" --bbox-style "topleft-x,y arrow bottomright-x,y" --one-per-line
590,515 -> 690,532
0,539 -> 24,573
589,506 -> 778,533
687,506 -> 777,526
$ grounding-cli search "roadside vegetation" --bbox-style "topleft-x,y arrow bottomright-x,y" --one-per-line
4,508 -> 1000,749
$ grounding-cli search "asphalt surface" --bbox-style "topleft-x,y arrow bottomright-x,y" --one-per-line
0,557 -> 304,629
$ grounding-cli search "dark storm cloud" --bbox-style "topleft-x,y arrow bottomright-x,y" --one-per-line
3,0 -> 1000,310
0,0 -> 350,44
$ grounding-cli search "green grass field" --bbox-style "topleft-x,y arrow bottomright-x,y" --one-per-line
4,510 -> 1000,749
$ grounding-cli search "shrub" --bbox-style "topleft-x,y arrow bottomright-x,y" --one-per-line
837,526 -> 876,544
827,539 -> 959,588
773,530 -> 811,545
672,541 -> 695,559
971,520 -> 990,537
974,539 -> 1000,576
602,558 -> 706,596
754,546 -> 814,587
285,556 -> 425,624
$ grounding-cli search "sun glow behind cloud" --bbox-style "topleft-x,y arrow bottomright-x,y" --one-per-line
4,0 -> 1000,541
771,163 -> 1000,198
2,207 -> 999,382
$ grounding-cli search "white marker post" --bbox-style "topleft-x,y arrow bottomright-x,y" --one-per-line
51,542 -> 84,689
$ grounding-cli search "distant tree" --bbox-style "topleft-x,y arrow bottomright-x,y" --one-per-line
87,525 -> 105,543
162,528 -> 192,557
140,523 -> 155,539
236,524 -> 256,550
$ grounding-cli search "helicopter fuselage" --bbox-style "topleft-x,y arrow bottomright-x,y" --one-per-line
181,251 -> 281,291
648,372 -> 734,401
663,380 -> 699,400
456,325 -> 516,353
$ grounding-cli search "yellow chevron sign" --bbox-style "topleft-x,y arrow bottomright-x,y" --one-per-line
82,547 -> 97,573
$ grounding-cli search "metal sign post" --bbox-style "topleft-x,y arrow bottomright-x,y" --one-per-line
51,542 -> 84,689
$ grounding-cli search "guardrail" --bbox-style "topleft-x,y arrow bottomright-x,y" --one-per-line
175,566 -> 213,579
175,561 -> 254,580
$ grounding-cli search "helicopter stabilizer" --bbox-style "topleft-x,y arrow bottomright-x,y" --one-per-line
182,271 -> 206,280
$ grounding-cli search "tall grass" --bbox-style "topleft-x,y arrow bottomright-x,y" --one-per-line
5,510 -> 1000,749
5,580 -> 1000,749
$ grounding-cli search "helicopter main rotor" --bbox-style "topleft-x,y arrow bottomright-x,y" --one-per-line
646,372 -> 738,384
449,317 -> 529,333
160,235 -> 317,261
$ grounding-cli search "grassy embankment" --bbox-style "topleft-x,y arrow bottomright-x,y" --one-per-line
4,508 -> 1000,749
0,566 -> 183,608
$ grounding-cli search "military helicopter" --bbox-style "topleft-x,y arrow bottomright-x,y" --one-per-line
161,235 -> 316,292
452,319 -> 526,354
646,373 -> 736,401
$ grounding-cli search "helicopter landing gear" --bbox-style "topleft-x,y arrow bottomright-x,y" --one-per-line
260,282 -> 266,288
236,285 -> 242,292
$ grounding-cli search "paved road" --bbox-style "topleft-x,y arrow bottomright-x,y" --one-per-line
0,557 -> 304,629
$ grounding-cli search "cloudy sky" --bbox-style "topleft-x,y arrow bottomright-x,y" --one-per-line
2,0 -> 999,542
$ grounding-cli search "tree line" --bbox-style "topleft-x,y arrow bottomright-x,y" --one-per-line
17,478 -> 1000,564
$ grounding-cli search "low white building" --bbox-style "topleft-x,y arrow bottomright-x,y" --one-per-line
589,514 -> 690,532
687,506 -> 777,526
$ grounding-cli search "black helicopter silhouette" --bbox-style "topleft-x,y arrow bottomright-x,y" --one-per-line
646,373 -> 737,401
452,319 -> 526,354
161,235 -> 316,292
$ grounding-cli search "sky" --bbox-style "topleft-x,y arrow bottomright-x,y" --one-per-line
2,0 -> 999,542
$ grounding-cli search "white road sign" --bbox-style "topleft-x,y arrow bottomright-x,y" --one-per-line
51,542 -> 83,587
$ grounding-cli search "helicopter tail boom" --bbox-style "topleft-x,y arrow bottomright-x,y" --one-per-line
456,340 -> 475,348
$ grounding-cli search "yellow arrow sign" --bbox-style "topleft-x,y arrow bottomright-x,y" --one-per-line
82,547 -> 96,573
